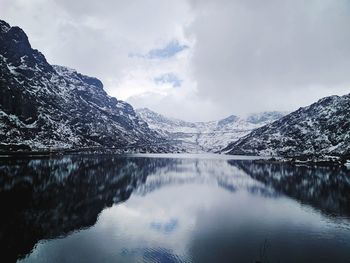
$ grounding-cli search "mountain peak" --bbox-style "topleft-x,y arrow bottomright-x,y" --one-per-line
0,19 -> 11,33
0,20 -> 53,75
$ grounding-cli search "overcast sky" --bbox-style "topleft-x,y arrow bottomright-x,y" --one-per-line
1,0 -> 350,121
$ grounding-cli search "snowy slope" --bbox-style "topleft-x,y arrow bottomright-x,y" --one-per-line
0,19 -> 172,152
223,94 -> 350,157
136,108 -> 285,152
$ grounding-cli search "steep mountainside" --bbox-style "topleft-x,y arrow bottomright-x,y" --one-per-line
223,94 -> 350,157
0,20 -> 170,152
136,108 -> 285,152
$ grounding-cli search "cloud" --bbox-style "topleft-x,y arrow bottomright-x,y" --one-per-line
1,0 -> 350,121
186,0 -> 350,117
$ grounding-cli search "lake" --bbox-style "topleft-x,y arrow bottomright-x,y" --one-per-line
0,153 -> 350,263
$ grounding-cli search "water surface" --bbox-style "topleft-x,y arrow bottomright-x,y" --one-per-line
0,154 -> 349,263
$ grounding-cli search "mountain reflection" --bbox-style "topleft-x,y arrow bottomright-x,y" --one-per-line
230,160 -> 350,218
133,158 -> 277,198
0,155 -> 349,262
0,155 -> 170,262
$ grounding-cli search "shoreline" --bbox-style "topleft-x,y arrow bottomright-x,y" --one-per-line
0,150 -> 349,168
253,155 -> 350,168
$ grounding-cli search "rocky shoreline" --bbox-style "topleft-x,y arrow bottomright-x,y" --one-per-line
254,155 -> 350,168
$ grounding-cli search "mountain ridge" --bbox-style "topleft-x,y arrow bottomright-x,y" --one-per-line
223,93 -> 350,157
136,107 -> 286,152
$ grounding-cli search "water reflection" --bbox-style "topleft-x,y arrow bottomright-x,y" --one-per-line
0,156 -> 169,262
0,154 -> 349,263
231,160 -> 350,218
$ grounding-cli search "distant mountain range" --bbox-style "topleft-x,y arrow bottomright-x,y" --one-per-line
0,19 -> 172,153
136,108 -> 285,152
223,94 -> 350,157
1,19 -> 349,157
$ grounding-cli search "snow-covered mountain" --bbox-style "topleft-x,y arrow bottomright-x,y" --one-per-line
223,94 -> 350,157
0,19 -> 172,152
136,108 -> 285,152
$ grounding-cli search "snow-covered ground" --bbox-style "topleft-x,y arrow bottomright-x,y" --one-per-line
137,108 -> 286,153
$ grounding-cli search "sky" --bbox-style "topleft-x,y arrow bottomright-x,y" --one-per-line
1,0 -> 350,121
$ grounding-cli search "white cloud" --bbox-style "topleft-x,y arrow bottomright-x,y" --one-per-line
1,0 -> 350,121
186,0 -> 350,118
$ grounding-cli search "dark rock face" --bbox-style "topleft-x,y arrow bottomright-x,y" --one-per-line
0,19 -> 170,152
223,94 -> 350,156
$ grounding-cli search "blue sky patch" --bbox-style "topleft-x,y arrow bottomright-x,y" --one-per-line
129,40 -> 189,59
154,73 -> 182,87
147,40 -> 188,59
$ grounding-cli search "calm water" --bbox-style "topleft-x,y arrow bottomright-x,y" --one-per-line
1,154 -> 350,263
